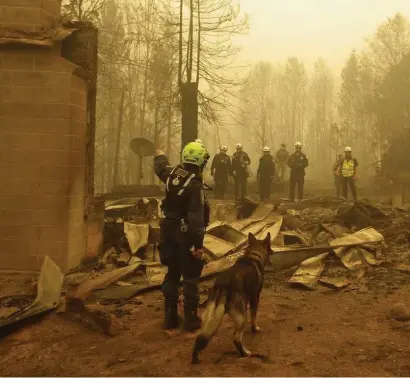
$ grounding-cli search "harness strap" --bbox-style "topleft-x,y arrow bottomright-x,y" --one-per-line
165,167 -> 178,192
177,173 -> 196,196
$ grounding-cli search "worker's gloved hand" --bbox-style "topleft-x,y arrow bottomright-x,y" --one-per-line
155,149 -> 165,157
192,248 -> 204,260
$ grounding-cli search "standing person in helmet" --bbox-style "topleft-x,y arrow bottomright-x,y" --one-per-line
154,141 -> 211,332
333,153 -> 344,198
337,147 -> 358,201
276,143 -> 290,180
288,142 -> 309,202
231,143 -> 251,200
211,145 -> 232,199
257,146 -> 276,201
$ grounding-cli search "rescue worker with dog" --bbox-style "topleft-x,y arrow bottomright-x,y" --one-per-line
337,146 -> 358,201
232,143 -> 251,200
210,145 -> 232,199
154,141 -> 211,332
288,141 -> 309,202
257,146 -> 275,201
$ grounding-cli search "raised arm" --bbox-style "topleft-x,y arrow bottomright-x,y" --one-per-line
154,152 -> 174,184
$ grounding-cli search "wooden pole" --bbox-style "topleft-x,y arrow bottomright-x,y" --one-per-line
113,88 -> 126,188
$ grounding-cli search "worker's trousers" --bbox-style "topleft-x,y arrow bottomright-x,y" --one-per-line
235,176 -> 248,199
158,220 -> 204,311
278,162 -> 287,180
341,176 -> 357,201
289,173 -> 304,201
334,175 -> 341,198
214,173 -> 228,199
259,175 -> 271,201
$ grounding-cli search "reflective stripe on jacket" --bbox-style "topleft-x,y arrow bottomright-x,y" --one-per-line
342,159 -> 355,177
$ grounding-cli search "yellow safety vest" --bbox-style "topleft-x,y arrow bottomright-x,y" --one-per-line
342,159 -> 355,178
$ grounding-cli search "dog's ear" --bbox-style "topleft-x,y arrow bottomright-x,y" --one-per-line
263,232 -> 271,248
263,232 -> 272,265
248,232 -> 257,247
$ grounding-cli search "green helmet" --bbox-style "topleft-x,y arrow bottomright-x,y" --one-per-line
181,141 -> 210,167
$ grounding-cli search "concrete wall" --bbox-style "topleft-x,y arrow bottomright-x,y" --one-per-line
0,48 -> 88,271
0,1 -> 93,272
0,0 -> 61,32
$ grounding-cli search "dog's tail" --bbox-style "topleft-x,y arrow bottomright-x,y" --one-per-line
191,287 -> 228,364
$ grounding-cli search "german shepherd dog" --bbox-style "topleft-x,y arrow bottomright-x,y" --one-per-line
191,232 -> 272,364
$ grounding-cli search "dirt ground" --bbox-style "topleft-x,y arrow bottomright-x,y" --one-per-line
1,186 -> 410,377
1,266 -> 410,377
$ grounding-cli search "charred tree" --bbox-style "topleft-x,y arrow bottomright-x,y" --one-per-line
178,0 -> 199,148
180,82 -> 199,148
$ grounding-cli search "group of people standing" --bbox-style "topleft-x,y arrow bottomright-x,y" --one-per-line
210,141 -> 310,202
210,143 -> 251,200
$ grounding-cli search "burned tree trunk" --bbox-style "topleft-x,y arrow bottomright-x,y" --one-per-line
180,82 -> 198,148
178,0 -> 199,149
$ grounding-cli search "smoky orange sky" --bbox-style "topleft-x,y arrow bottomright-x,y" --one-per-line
235,0 -> 410,70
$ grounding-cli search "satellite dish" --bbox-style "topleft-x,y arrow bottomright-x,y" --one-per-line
130,137 -> 155,157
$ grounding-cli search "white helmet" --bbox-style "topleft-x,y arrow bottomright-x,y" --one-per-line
220,145 -> 228,152
195,138 -> 203,144
235,143 -> 243,149
344,146 -> 352,152
263,146 -> 270,152
295,141 -> 302,147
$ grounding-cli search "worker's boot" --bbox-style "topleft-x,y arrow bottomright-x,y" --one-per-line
163,299 -> 180,330
183,307 -> 202,332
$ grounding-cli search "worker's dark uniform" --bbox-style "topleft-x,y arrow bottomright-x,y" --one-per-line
211,153 -> 232,199
232,151 -> 251,199
257,154 -> 275,201
288,152 -> 309,201
276,148 -> 290,180
154,154 -> 210,330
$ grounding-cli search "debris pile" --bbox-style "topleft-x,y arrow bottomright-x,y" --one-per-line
1,195 -> 410,334
0,257 -> 63,328
65,196 -> 395,297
